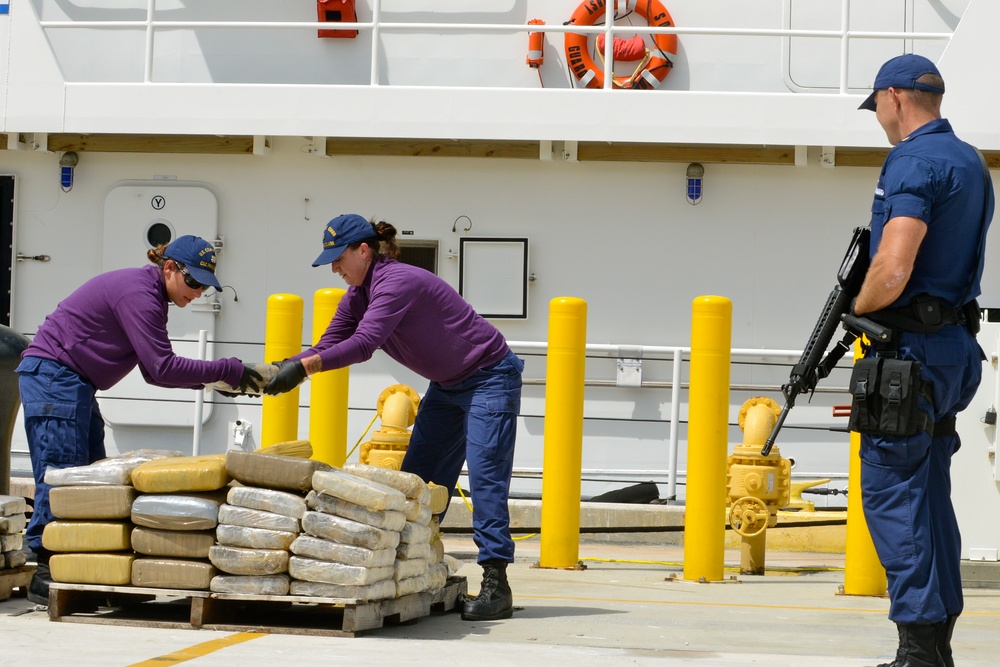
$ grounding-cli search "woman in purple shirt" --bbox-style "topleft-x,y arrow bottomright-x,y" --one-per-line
265,214 -> 523,621
17,235 -> 262,604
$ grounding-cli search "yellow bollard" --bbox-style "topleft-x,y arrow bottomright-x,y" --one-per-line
309,288 -> 349,466
684,295 -> 732,583
538,297 -> 587,569
261,294 -> 304,447
842,338 -> 887,595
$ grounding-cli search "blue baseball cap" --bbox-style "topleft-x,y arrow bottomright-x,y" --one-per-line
859,54 -> 945,111
163,235 -> 221,289
312,214 -> 376,267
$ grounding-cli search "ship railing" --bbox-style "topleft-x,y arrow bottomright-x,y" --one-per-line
506,340 -> 849,502
33,0 -> 953,94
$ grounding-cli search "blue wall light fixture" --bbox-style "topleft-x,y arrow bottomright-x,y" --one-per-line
686,162 -> 704,205
59,152 -> 79,192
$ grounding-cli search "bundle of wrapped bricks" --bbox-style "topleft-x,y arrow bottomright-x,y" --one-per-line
342,464 -> 450,596
1,495 -> 29,570
41,449 -> 184,586
289,464 -> 448,600
208,446 -> 329,594
36,442 -> 458,601
128,453 -> 236,590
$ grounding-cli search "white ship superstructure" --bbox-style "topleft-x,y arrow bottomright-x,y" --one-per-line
2,1 -> 999,560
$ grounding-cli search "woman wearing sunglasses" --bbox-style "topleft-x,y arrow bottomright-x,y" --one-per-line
16,234 -> 263,605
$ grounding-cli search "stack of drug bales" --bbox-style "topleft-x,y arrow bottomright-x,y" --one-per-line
291,468 -> 409,600
43,450 -> 183,587
342,464 -> 448,597
128,453 -> 234,591
1,495 -> 29,570
210,441 -> 328,595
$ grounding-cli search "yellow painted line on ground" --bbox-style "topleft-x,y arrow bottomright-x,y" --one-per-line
127,632 -> 267,666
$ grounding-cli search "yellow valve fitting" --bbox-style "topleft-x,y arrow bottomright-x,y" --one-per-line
786,478 -> 832,511
359,383 -> 421,468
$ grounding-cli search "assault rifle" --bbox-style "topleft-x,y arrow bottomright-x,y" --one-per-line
761,227 -> 891,456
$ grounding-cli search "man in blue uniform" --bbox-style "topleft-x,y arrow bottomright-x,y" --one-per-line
853,54 -> 993,666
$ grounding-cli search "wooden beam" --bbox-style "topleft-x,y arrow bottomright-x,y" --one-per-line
45,134 -> 256,154
323,138 -> 539,159
577,143 -> 798,164
831,149 -> 889,167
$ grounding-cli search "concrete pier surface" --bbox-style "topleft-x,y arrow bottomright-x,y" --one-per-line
2,535 -> 999,666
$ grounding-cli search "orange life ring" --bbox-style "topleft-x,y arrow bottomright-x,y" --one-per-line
564,0 -> 677,90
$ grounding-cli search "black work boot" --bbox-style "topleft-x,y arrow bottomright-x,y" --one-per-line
875,623 -> 943,667
26,547 -> 53,606
461,559 -> 513,621
935,616 -> 957,667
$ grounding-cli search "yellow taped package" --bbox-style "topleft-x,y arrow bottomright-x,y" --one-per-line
131,558 -> 217,590
50,485 -> 137,520
42,521 -> 132,552
50,553 -> 134,585
131,454 -> 230,493
427,483 -> 449,515
131,526 -> 216,559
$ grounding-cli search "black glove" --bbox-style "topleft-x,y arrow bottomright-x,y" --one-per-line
264,359 -> 307,395
235,363 -> 265,395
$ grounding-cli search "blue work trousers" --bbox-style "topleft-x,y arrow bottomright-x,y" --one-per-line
401,350 -> 523,564
860,326 -> 982,624
16,356 -> 106,551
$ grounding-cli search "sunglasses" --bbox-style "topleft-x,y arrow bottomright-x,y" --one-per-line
175,263 -> 206,291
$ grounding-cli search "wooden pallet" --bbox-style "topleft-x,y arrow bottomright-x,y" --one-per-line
47,575 -> 467,636
0,565 -> 35,601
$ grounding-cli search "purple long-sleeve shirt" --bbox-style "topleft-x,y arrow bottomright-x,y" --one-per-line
299,257 -> 508,386
23,264 -> 243,391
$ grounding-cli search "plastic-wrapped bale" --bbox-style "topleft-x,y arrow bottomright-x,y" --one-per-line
227,486 -> 307,519
426,562 -> 449,590
50,485 -> 136,520
305,490 -> 406,532
131,493 -> 226,531
226,450 -> 332,493
396,573 -> 431,597
288,556 -> 394,587
341,463 -> 429,500
209,544 -> 289,576
131,454 -> 230,493
301,510 -> 400,551
0,496 -> 28,570
42,521 -> 132,553
217,504 -> 301,534
43,450 -> 185,487
0,495 -> 28,569
426,482 -> 450,515
132,526 -> 216,559
311,469 -> 407,512
211,574 -> 290,595
50,553 -> 134,585
216,524 -> 297,551
131,558 -> 217,590
205,362 -> 278,397
289,578 -> 396,601
393,556 -> 428,582
401,498 -> 432,526
289,535 -> 396,568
